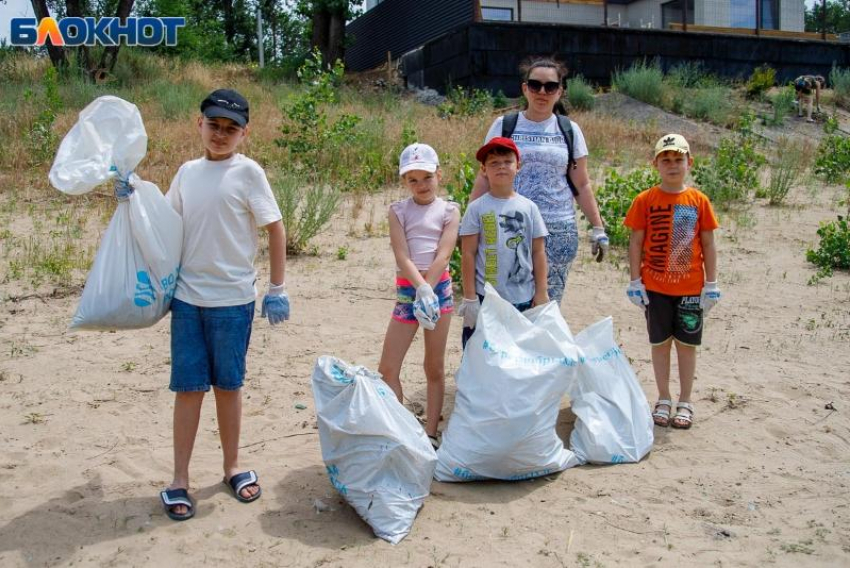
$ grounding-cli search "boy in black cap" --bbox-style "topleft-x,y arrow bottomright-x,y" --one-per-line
159,89 -> 290,520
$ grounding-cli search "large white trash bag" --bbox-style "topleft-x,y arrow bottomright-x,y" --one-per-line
568,317 -> 654,464
435,284 -> 582,482
312,356 -> 437,544
49,96 -> 182,330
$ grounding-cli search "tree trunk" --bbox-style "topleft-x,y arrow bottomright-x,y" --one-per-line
96,0 -> 135,79
327,8 -> 345,66
311,7 -> 331,64
222,0 -> 236,46
29,0 -> 68,70
65,0 -> 92,77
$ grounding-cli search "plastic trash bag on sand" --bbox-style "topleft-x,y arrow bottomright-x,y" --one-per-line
568,317 -> 654,464
312,356 -> 437,544
49,96 -> 182,330
435,284 -> 582,482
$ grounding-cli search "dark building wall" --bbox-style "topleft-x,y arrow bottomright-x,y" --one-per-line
401,22 -> 848,96
345,0 -> 474,72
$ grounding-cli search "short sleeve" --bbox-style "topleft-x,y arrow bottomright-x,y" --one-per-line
166,165 -> 184,215
699,193 -> 720,231
530,202 -> 549,238
569,121 -> 589,160
623,191 -> 647,230
389,200 -> 406,229
458,200 -> 481,236
443,200 -> 460,227
246,163 -> 282,227
484,117 -> 503,144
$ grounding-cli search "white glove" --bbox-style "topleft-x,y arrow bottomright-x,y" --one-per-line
262,283 -> 290,325
413,283 -> 440,330
457,297 -> 480,329
591,226 -> 609,262
700,281 -> 721,313
626,278 -> 650,310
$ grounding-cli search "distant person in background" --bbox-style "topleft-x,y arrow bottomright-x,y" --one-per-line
469,57 -> 608,306
795,75 -> 825,123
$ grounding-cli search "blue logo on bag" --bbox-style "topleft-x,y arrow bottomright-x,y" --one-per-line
326,464 -> 348,495
133,271 -> 156,307
330,365 -> 354,385
610,454 -> 626,464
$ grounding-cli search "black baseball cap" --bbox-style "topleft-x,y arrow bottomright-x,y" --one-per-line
200,89 -> 249,127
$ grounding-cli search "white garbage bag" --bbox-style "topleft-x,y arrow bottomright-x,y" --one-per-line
311,356 -> 437,544
568,317 -> 654,464
435,284 -> 582,482
49,96 -> 182,330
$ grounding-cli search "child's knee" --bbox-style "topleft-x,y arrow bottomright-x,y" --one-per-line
423,360 -> 445,381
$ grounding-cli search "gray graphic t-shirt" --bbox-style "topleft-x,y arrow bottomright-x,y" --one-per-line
485,114 -> 589,225
459,193 -> 549,304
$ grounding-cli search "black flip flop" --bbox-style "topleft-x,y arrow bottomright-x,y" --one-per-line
224,470 -> 262,503
160,488 -> 194,521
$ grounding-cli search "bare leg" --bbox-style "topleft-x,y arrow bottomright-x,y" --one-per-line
169,391 -> 205,515
651,339 -> 673,424
673,341 -> 697,427
214,387 -> 258,500
422,313 -> 451,438
377,319 -> 418,403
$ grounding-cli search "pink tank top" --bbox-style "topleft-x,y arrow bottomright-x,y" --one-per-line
390,197 -> 458,271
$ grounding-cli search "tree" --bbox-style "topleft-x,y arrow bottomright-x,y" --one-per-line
805,0 -> 850,33
297,0 -> 359,68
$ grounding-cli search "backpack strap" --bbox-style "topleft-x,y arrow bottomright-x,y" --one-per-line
556,114 -> 579,197
500,111 -> 579,198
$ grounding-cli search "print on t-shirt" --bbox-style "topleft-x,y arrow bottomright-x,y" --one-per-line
499,210 -> 532,283
647,203 -> 698,286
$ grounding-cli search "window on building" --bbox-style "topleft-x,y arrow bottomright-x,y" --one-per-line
482,7 -> 514,21
661,0 -> 695,29
730,0 -> 780,29
760,0 -> 780,29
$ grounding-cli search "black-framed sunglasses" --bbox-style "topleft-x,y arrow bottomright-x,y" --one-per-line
525,79 -> 561,94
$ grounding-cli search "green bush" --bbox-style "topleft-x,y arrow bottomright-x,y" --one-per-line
595,167 -> 661,247
830,65 -> 850,109
444,156 -> 477,285
763,86 -> 796,127
437,85 -> 493,118
612,60 -> 664,106
692,116 -> 765,208
806,215 -> 850,282
684,86 -> 734,126
24,65 -> 62,165
666,61 -> 709,89
271,171 -> 340,255
764,137 -> 809,205
814,135 -> 850,183
745,65 -> 776,99
566,75 -> 595,111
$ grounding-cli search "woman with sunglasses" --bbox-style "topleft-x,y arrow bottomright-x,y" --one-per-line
469,57 -> 607,305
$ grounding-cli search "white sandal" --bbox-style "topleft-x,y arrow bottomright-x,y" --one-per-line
671,401 -> 694,430
652,399 -> 672,427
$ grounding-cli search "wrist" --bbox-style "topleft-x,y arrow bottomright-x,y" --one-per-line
268,282 -> 286,295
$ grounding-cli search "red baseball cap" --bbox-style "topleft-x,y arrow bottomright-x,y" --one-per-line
476,137 -> 521,164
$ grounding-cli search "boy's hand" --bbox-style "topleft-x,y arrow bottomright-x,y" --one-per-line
458,298 -> 480,329
413,283 -> 440,330
626,278 -> 649,310
533,291 -> 550,307
591,227 -> 609,262
261,283 -> 290,325
700,281 -> 721,313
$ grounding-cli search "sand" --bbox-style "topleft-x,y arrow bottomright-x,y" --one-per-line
2,161 -> 850,567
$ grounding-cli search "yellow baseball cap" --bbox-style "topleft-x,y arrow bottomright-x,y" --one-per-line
654,134 -> 690,157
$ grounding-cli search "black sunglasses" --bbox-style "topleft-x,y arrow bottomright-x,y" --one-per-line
525,79 -> 561,94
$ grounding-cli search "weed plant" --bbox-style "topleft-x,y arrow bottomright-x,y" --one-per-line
612,60 -> 664,106
763,137 -> 812,205
807,215 -> 850,282
270,171 -> 340,255
666,61 -> 709,89
566,75 -> 595,111
745,65 -> 776,100
683,86 -> 734,126
763,86 -> 796,127
829,65 -> 850,109
595,167 -> 661,247
444,156 -> 477,285
437,86 -> 494,118
814,135 -> 850,183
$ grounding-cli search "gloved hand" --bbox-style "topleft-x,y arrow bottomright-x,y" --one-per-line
700,281 -> 721,313
626,278 -> 650,310
114,174 -> 134,201
591,226 -> 609,262
261,283 -> 290,325
413,283 -> 440,330
457,297 -> 480,329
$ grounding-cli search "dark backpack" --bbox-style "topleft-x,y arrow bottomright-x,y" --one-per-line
501,112 -> 579,197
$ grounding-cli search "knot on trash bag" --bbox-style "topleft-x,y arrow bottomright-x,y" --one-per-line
113,170 -> 134,201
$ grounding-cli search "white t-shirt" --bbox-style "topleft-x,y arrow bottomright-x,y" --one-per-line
166,154 -> 282,307
485,113 -> 589,225
459,193 -> 548,304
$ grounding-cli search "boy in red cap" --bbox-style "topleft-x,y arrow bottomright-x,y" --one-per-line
458,137 -> 549,347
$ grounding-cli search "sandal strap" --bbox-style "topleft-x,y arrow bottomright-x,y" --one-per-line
228,470 -> 259,494
653,399 -> 673,417
676,401 -> 694,414
161,488 -> 192,508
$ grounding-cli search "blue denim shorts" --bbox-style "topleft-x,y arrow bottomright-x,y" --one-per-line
170,298 -> 255,392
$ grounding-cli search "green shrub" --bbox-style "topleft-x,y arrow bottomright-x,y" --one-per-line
745,65 -> 776,99
154,80 -> 208,120
764,137 -> 810,205
595,167 -> 661,247
806,215 -> 850,282
830,65 -> 850,109
824,114 -> 840,134
437,85 -> 493,118
492,89 -> 509,109
612,60 -> 664,106
684,86 -> 734,126
444,156 -> 477,285
271,171 -> 340,255
24,65 -> 62,165
814,135 -> 850,183
763,86 -> 796,127
566,75 -> 595,111
692,117 -> 765,208
666,61 -> 709,89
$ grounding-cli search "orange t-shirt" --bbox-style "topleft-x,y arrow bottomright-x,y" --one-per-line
624,186 -> 719,296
